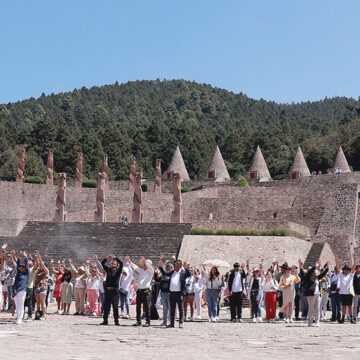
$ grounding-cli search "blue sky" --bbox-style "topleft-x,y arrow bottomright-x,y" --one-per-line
1,0 -> 360,104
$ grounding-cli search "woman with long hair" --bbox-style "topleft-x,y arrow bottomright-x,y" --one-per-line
204,266 -> 222,322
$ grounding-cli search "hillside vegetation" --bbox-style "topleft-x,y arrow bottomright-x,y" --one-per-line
1,79 -> 360,182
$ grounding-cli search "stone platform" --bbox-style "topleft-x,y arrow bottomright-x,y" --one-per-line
0,306 -> 358,360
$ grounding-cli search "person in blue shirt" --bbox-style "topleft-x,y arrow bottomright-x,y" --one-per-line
12,249 -> 30,324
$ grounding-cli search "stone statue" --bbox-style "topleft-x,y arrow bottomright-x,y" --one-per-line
16,148 -> 26,183
55,173 -> 67,222
94,172 -> 106,222
75,152 -> 83,188
131,172 -> 143,223
129,156 -> 136,192
154,159 -> 162,194
101,154 -> 109,189
46,149 -> 54,185
171,173 -> 183,223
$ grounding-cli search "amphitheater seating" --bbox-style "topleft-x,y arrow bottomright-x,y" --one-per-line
0,222 -> 192,266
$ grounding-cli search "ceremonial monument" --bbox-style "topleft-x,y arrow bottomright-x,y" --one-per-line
1,144 -> 359,267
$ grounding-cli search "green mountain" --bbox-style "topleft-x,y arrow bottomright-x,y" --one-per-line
1,79 -> 360,182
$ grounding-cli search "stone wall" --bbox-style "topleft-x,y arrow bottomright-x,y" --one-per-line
178,235 -> 335,273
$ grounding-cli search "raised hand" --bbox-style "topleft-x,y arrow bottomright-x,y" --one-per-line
51,259 -> 54,264
69,259 -> 73,264
1,243 -> 7,250
171,254 -> 176,260
160,253 -> 164,260
125,256 -> 130,262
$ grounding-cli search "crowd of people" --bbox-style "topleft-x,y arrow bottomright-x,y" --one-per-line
1,242 -> 359,327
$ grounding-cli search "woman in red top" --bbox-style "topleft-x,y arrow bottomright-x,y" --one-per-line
50,259 -> 65,314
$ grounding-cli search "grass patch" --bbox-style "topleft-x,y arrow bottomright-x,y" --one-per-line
190,227 -> 304,239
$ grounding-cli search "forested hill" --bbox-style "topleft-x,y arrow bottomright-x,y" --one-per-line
1,79 -> 360,182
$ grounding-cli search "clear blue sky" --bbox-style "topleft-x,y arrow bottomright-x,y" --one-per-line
1,0 -> 360,104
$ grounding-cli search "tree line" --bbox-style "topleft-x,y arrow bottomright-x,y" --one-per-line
1,79 -> 360,182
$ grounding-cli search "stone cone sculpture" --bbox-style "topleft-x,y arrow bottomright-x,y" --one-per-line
333,146 -> 351,173
163,146 -> 190,181
204,145 -> 230,182
287,146 -> 310,178
248,145 -> 272,181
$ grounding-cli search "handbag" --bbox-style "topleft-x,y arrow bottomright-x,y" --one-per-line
119,288 -> 128,296
210,279 -> 221,298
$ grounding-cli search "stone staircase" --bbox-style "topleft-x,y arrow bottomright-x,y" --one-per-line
0,222 -> 192,266
303,243 -> 325,268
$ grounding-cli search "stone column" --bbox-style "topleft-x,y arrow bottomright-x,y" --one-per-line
75,152 -> 83,188
94,172 -> 106,222
171,173 -> 183,223
55,173 -> 67,222
16,148 -> 26,183
129,156 -> 136,192
131,172 -> 143,223
101,154 -> 109,189
46,149 -> 54,185
154,159 -> 162,194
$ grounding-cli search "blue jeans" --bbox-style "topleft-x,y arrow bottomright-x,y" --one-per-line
6,285 -> 14,309
206,289 -> 218,318
331,292 -> 341,320
99,292 -> 105,314
120,292 -> 130,315
300,294 -> 308,318
160,291 -> 170,323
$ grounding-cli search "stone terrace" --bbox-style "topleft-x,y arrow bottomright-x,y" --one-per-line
0,222 -> 192,265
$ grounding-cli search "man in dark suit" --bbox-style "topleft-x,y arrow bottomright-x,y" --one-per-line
158,258 -> 191,328
228,262 -> 248,322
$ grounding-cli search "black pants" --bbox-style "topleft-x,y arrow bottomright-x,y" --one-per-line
250,290 -> 259,318
136,289 -> 152,324
103,288 -> 120,322
24,288 -> 34,317
294,289 -> 301,319
170,291 -> 184,325
277,291 -> 284,319
230,291 -> 243,320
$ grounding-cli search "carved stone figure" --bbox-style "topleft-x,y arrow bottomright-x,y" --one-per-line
129,156 -> 136,192
101,154 -> 109,189
131,172 -> 143,223
55,173 -> 67,222
16,148 -> 26,183
94,172 -> 106,222
171,173 -> 183,223
46,149 -> 54,185
75,152 -> 83,188
154,159 -> 162,194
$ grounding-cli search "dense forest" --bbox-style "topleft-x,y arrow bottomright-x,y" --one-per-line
1,79 -> 360,182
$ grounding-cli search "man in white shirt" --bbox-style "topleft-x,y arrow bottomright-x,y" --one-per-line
337,257 -> 357,324
227,262 -> 247,322
158,258 -> 191,328
127,256 -> 154,327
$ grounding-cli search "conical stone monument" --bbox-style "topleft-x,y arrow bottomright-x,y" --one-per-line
287,146 -> 310,179
163,146 -> 190,181
333,146 -> 351,173
247,145 -> 272,182
204,145 -> 230,182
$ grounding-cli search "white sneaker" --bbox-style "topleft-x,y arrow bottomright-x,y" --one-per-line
15,319 -> 22,325
91,312 -> 97,316
124,314 -> 130,319
58,310 -> 63,315
120,313 -> 124,317
289,318 -> 293,323
257,317 -> 262,323
252,318 -> 257,323
197,315 -> 201,320
237,318 -> 243,323
209,318 -> 212,322
285,318 -> 289,323
315,321 -> 320,327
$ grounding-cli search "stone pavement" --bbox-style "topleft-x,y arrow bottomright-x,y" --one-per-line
0,305 -> 359,360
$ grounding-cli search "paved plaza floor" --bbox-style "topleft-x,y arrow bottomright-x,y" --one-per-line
0,305 -> 359,360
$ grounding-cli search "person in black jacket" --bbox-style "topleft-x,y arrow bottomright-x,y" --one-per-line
155,262 -> 173,327
100,254 -> 123,326
300,259 -> 329,327
227,262 -> 248,322
158,258 -> 191,328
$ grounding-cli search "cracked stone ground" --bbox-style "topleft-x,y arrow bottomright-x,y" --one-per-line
0,304 -> 359,360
